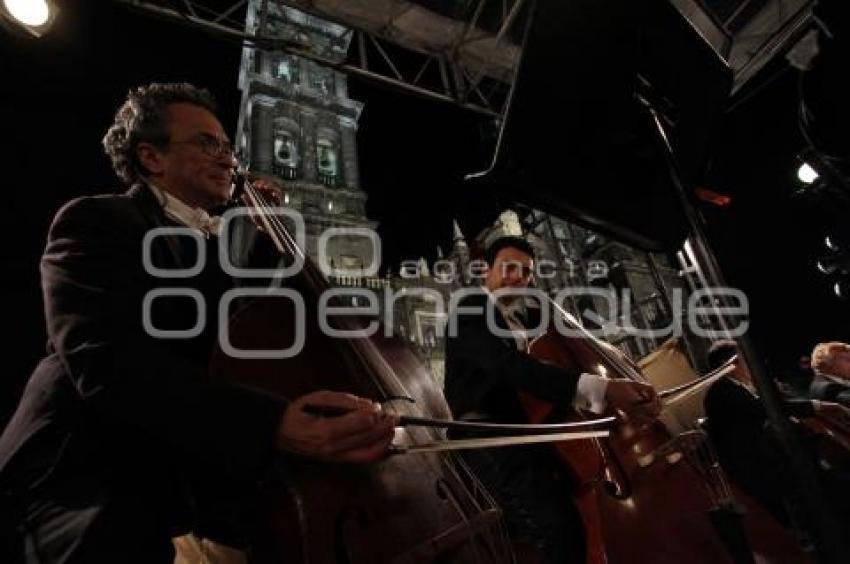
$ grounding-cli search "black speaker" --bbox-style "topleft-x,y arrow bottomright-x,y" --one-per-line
800,0 -> 850,161
466,0 -> 732,252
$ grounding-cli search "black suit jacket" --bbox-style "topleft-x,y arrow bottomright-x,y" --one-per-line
0,184 -> 287,540
809,374 -> 850,407
703,377 -> 817,524
443,292 -> 581,424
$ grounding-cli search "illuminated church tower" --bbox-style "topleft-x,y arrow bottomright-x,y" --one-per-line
236,2 -> 376,271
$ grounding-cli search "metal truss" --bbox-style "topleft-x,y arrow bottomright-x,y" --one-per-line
671,0 -> 817,95
115,0 -> 815,117
727,0 -> 815,94
114,0 -> 524,117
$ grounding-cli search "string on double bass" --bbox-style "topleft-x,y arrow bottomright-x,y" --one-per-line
233,168 -> 614,452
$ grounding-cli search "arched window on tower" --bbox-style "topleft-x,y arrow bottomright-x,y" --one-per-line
275,55 -> 300,85
316,138 -> 339,187
273,118 -> 300,180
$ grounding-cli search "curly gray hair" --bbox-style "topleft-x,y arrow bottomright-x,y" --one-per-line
102,82 -> 218,184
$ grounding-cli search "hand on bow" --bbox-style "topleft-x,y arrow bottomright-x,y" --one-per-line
276,391 -> 398,463
605,379 -> 662,427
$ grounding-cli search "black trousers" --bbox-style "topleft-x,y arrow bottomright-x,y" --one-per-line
462,445 -> 586,564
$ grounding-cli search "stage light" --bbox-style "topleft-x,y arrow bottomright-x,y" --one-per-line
818,258 -> 836,275
4,0 -> 48,26
1,0 -> 58,37
694,187 -> 732,207
826,236 -> 839,251
797,162 -> 819,184
815,232 -> 850,298
834,280 -> 848,299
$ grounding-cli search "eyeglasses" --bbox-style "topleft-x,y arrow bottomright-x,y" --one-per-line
169,133 -> 234,159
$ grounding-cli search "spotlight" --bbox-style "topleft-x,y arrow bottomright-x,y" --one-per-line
817,252 -> 850,275
1,0 -> 58,38
834,280 -> 849,299
797,162 -> 819,184
825,236 -> 839,251
5,0 -> 47,25
818,258 -> 837,275
815,232 -> 850,299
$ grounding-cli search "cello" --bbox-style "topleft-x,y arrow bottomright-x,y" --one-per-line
208,174 -> 515,563
522,297 -> 810,563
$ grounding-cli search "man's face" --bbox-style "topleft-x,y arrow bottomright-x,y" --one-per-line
144,103 -> 234,207
484,246 -> 534,297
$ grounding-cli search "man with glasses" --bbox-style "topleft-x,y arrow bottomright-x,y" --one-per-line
0,83 -> 395,562
444,235 -> 661,564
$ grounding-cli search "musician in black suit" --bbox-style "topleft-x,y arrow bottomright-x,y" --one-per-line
444,236 -> 660,564
0,83 -> 395,563
703,340 -> 850,528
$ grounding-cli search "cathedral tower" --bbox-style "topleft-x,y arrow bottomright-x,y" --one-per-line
236,2 -> 377,272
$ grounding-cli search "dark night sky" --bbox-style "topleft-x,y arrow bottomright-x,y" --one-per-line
1,2 -> 849,423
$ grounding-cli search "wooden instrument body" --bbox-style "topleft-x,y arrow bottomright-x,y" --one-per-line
210,273 -> 510,563
526,319 -> 810,564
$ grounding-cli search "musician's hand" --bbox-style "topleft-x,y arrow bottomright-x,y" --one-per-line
276,391 -> 398,463
240,176 -> 282,232
605,379 -> 661,426
814,400 -> 850,428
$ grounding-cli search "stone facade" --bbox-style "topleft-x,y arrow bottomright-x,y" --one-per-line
237,2 -> 375,270
521,209 -> 704,365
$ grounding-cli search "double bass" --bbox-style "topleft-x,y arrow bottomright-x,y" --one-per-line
209,174 -> 514,563
522,297 -> 810,563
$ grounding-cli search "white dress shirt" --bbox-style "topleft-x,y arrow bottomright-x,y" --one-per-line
147,182 -> 223,237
